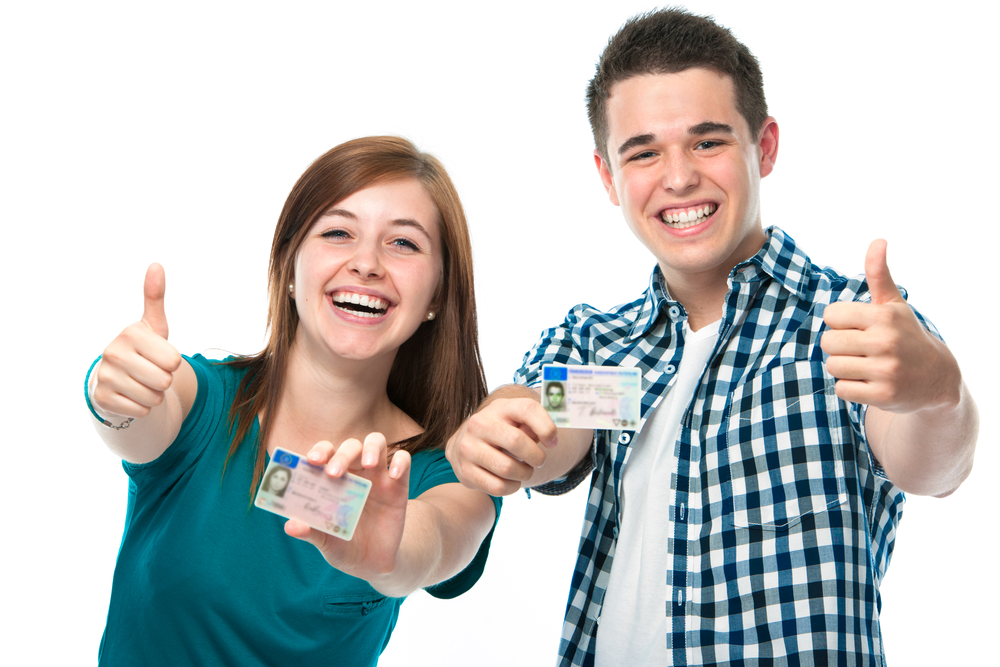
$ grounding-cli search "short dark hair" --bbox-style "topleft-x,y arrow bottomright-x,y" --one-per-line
586,7 -> 768,164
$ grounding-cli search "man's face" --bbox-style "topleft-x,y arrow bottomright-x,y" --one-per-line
547,385 -> 563,408
595,69 -> 778,288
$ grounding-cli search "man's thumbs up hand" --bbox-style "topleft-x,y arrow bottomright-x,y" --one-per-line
821,240 -> 961,414
92,263 -> 183,419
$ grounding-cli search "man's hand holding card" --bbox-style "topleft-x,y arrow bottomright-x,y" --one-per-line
445,364 -> 639,497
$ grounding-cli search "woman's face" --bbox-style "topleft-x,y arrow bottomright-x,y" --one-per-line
291,178 -> 443,367
267,468 -> 290,493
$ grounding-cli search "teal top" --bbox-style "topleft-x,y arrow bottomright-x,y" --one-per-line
98,354 -> 500,666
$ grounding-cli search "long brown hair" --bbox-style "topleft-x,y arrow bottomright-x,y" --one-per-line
225,136 -> 487,500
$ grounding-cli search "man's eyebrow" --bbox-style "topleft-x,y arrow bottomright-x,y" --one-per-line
616,123 -> 734,156
617,133 -> 656,156
689,122 -> 734,136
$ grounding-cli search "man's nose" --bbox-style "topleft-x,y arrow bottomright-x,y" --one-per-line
660,148 -> 699,193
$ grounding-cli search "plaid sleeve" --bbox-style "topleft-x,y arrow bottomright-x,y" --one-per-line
513,303 -> 596,387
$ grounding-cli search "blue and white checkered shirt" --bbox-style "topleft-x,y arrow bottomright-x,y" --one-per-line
515,228 -> 935,666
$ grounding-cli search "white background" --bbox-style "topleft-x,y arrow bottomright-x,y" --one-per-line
2,1 -> 997,664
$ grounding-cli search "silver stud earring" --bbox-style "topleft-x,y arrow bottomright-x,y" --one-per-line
425,311 -> 435,321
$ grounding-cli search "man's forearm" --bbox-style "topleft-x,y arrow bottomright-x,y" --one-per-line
866,383 -> 979,497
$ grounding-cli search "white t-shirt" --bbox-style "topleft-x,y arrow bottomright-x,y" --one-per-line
595,319 -> 719,666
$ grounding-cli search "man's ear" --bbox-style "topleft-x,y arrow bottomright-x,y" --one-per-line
594,150 -> 621,206
758,117 -> 779,178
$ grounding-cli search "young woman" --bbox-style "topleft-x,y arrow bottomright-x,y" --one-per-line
86,136 -> 500,666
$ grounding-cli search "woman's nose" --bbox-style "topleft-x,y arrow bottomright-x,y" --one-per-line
347,242 -> 384,279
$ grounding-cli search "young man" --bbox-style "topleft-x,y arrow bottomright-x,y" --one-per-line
446,8 -> 978,666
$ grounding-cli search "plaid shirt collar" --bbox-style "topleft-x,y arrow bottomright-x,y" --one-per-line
627,227 -> 813,341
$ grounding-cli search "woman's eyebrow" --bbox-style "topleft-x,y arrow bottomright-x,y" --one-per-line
320,207 -> 356,219
390,218 -> 431,238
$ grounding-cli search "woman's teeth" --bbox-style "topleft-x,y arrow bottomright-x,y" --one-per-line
332,292 -> 388,317
660,203 -> 717,229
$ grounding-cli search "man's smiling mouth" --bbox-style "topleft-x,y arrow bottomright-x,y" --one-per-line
659,203 -> 717,229
331,292 -> 389,318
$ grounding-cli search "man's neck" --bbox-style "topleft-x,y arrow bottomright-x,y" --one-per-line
658,227 -> 768,331
666,278 -> 727,332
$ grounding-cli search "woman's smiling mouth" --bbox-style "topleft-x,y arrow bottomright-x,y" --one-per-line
331,291 -> 390,318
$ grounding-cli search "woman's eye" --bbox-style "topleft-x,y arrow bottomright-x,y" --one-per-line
321,229 -> 350,239
391,238 -> 420,251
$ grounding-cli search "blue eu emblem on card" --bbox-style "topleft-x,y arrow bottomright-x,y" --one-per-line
274,450 -> 300,468
543,366 -> 568,381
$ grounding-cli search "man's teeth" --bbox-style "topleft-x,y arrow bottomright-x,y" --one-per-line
660,204 -> 717,229
332,292 -> 388,317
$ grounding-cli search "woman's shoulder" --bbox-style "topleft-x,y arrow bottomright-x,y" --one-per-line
186,353 -> 254,394
170,353 -> 255,443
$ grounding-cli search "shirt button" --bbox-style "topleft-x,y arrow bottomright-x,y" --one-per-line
618,432 -> 631,445
665,364 -> 676,374
668,305 -> 681,320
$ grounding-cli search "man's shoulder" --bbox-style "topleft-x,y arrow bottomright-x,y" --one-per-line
557,293 -> 648,329
759,228 -> 869,306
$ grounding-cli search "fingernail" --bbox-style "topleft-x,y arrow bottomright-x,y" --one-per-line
362,453 -> 376,467
545,436 -> 559,449
328,462 -> 343,476
388,465 -> 401,479
307,450 -> 322,462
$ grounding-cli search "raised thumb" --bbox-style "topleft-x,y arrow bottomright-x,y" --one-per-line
142,263 -> 170,339
865,239 -> 904,305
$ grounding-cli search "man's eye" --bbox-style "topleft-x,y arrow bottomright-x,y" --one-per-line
695,140 -> 721,150
629,150 -> 657,161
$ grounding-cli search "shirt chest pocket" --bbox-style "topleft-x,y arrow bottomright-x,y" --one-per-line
721,359 -> 849,530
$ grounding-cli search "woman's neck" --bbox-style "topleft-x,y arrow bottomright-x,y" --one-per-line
264,340 -> 419,457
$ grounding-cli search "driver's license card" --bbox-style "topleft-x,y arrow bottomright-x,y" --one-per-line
542,364 -> 641,430
254,448 -> 372,541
